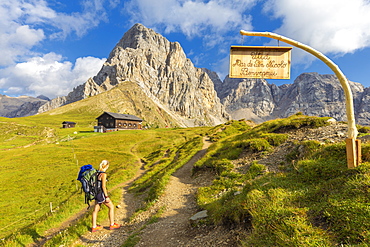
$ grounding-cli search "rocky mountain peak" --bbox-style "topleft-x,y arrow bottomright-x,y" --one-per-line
215,71 -> 370,125
115,23 -> 150,50
114,23 -> 171,51
38,23 -> 229,127
11,23 -> 370,127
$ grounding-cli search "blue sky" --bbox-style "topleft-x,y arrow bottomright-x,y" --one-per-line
1,0 -> 370,99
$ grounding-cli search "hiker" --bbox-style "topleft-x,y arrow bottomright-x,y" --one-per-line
91,160 -> 121,232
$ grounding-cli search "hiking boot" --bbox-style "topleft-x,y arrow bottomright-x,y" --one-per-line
110,223 -> 120,230
92,225 -> 103,232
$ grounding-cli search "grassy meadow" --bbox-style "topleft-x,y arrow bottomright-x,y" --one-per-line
0,101 -> 209,246
2,97 -> 370,247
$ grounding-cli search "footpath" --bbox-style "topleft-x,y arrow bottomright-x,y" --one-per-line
71,137 -> 241,246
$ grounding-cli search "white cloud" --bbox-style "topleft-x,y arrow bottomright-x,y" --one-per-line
0,0 -> 113,98
124,0 -> 257,41
0,25 -> 45,66
49,0 -> 110,40
0,0 -> 111,66
0,53 -> 105,98
264,0 -> 370,55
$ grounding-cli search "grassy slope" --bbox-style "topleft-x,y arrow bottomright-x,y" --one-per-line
3,96 -> 370,246
0,84 -> 208,244
0,80 -> 180,150
30,80 -> 180,128
195,115 -> 370,246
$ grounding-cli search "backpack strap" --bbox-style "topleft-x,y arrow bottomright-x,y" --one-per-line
97,171 -> 106,180
95,171 -> 106,199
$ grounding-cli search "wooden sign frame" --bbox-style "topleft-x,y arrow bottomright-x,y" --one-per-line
238,31 -> 359,168
229,46 -> 292,79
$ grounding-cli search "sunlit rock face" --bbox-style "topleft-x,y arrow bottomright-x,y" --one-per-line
215,72 -> 369,125
39,23 -> 229,127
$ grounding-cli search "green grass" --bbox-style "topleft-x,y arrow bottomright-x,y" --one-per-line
129,135 -> 204,216
2,111 -> 370,246
0,85 -> 210,246
0,115 -> 207,246
194,115 -> 370,246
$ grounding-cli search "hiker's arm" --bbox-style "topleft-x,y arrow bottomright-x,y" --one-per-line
101,173 -> 109,197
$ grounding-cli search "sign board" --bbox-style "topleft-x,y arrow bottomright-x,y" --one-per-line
229,46 -> 292,79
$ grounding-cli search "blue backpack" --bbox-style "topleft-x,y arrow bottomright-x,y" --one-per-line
77,164 -> 102,208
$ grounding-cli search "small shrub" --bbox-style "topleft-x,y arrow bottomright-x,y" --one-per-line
209,191 -> 251,226
235,138 -> 272,153
361,144 -> 370,162
286,140 -> 323,162
358,126 -> 370,133
245,162 -> 266,180
295,159 -> 347,183
261,133 -> 288,146
211,159 -> 234,175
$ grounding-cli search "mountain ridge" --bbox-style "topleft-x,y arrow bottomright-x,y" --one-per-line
2,23 -> 370,127
215,72 -> 370,125
0,94 -> 49,118
37,23 -> 229,127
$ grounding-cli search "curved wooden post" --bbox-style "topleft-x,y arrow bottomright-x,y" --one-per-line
240,30 -> 359,168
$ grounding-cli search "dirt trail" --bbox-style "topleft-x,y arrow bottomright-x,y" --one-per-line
135,137 -> 240,247
29,165 -> 145,247
66,122 -> 349,246
70,165 -> 144,247
71,136 -> 241,246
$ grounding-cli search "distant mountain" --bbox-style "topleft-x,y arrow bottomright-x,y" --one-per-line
38,23 -> 230,127
3,23 -> 370,127
41,81 -> 184,128
0,95 -> 49,118
213,72 -> 370,125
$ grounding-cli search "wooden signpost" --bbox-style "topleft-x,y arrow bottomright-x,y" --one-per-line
230,46 -> 292,79
235,31 -> 360,168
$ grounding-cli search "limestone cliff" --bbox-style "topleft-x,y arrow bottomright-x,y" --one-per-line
39,23 -> 229,127
8,24 -> 370,127
216,72 -> 369,125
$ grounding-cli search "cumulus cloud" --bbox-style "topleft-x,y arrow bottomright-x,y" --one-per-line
0,53 -> 105,98
0,0 -> 111,66
264,0 -> 370,55
0,25 -> 45,66
124,0 -> 256,42
48,0 -> 110,40
3,0 -> 370,99
0,0 -> 113,98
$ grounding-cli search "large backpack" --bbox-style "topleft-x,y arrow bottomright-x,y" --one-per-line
77,164 -> 103,208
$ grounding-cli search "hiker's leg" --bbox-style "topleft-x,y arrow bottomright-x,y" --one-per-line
92,203 -> 101,228
104,200 -> 115,225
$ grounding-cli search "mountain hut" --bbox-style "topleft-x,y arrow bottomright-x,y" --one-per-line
62,121 -> 76,128
96,112 -> 143,131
